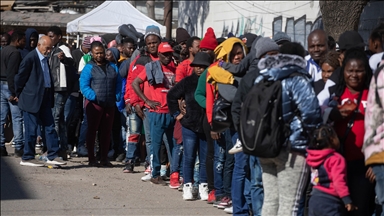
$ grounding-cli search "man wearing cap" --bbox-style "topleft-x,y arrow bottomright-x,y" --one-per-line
132,42 -> 176,185
305,29 -> 329,82
317,30 -> 366,106
124,25 -> 165,176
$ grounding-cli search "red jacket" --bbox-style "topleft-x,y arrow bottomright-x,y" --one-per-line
205,62 -> 219,125
306,148 -> 352,205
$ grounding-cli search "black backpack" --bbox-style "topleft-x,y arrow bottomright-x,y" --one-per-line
239,72 -> 303,158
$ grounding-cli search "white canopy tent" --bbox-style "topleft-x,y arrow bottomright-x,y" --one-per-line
66,1 -> 166,36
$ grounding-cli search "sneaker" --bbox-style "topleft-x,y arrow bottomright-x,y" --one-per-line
183,183 -> 194,200
144,165 -> 151,174
0,146 -> 8,156
46,157 -> 67,165
213,200 -> 221,208
77,146 -> 88,157
123,161 -> 134,173
160,165 -> 167,179
207,190 -> 216,204
218,196 -> 232,209
228,139 -> 243,154
150,176 -> 167,186
115,153 -> 125,162
141,174 -> 152,182
169,172 -> 180,189
224,206 -> 233,214
11,142 -> 16,148
20,159 -> 45,167
14,148 -> 24,158
199,183 -> 209,201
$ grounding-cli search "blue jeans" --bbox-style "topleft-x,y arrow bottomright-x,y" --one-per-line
249,155 -> 264,216
232,150 -> 251,215
372,165 -> 384,216
23,89 -> 60,160
121,111 -> 128,151
214,134 -> 226,197
126,107 -> 143,161
52,92 -> 69,151
0,83 -> 24,150
182,127 -> 207,183
170,142 -> 183,175
148,112 -> 174,178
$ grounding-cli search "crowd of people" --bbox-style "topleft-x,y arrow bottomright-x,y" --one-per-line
1,22 -> 383,216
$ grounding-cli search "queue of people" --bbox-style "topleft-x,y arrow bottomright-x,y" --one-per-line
0,22 -> 383,216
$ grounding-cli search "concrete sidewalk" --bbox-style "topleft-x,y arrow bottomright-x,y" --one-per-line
1,146 -> 225,216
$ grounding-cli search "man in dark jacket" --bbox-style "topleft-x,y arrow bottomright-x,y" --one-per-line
0,31 -> 25,157
47,26 -> 76,159
14,36 -> 66,167
19,28 -> 38,59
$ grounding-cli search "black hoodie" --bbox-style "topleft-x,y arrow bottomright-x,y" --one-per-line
19,28 -> 38,59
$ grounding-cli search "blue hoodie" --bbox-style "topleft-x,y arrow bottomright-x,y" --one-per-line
19,28 -> 38,59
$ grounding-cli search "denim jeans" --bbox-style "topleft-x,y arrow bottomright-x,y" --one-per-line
231,136 -> 251,215
249,155 -> 264,216
52,91 -> 69,151
170,142 -> 183,175
126,106 -> 143,161
0,83 -> 24,150
372,165 -> 384,216
182,126 -> 207,184
148,112 -> 174,178
121,111 -> 128,151
214,133 -> 226,197
23,89 -> 60,160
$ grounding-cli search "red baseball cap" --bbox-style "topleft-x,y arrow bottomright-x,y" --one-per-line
158,42 -> 174,53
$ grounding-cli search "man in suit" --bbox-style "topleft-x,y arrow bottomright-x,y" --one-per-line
15,36 -> 66,167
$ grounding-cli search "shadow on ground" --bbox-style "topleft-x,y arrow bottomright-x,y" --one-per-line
0,157 -> 33,200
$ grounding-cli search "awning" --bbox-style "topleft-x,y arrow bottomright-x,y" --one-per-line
1,11 -> 82,28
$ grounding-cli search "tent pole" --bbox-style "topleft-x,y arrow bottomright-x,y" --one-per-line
77,33 -> 80,49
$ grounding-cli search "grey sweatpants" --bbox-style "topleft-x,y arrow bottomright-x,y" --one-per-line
259,149 -> 308,216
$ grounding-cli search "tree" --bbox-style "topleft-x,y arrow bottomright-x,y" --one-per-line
320,0 -> 369,40
146,0 -> 155,20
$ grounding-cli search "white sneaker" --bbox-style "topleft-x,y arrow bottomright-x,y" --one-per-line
224,206 -> 233,214
199,183 -> 209,201
20,159 -> 45,167
229,139 -> 243,154
183,183 -> 194,201
141,174 -> 151,182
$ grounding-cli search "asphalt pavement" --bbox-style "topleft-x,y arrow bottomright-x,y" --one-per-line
1,145 -> 225,216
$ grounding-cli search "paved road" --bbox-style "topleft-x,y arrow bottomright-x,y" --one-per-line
1,145 -> 225,216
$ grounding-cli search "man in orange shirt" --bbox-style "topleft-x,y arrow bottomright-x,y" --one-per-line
175,36 -> 201,83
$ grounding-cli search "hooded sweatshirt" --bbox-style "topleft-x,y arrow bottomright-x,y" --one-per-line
306,148 -> 352,205
19,28 -> 38,59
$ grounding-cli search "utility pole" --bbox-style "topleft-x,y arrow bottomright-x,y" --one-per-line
164,0 -> 172,39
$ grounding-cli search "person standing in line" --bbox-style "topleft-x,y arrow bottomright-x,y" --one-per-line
14,36 -> 66,167
80,41 -> 122,167
0,31 -> 26,157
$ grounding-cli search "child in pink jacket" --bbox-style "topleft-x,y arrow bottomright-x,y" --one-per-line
306,124 -> 357,215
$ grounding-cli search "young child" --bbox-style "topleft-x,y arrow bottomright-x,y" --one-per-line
306,124 -> 357,215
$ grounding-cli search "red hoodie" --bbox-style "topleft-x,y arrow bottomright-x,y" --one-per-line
306,148 -> 352,205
